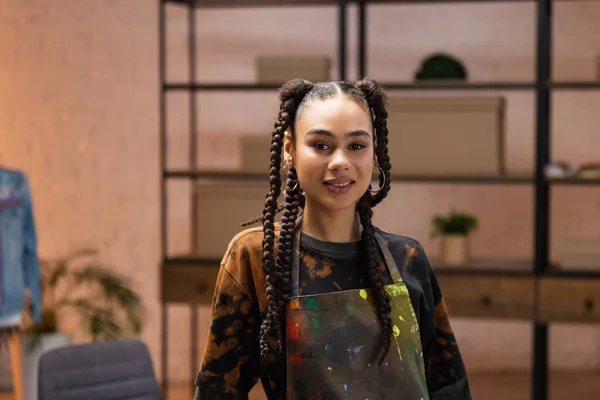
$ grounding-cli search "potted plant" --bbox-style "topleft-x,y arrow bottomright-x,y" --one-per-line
18,247 -> 144,400
431,210 -> 478,266
414,52 -> 469,82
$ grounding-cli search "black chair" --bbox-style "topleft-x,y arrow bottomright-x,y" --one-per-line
38,339 -> 161,400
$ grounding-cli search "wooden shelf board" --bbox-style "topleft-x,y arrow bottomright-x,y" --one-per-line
163,168 -> 534,184
163,81 -> 600,92
162,255 -> 600,279
543,268 -> 600,279
434,258 -> 533,276
164,168 -> 600,186
163,82 -> 535,91
163,255 -> 221,267
551,81 -> 600,90
549,177 -> 600,186
162,255 -> 534,274
165,0 -> 535,8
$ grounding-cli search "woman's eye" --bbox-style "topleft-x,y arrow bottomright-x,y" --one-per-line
349,143 -> 366,151
313,142 -> 330,151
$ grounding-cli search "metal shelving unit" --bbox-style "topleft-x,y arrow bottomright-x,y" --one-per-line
158,0 -> 600,399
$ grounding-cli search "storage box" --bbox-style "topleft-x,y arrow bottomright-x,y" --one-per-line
240,134 -> 291,175
193,181 -> 280,259
256,55 -> 331,84
557,237 -> 600,271
385,96 -> 505,177
241,135 -> 274,174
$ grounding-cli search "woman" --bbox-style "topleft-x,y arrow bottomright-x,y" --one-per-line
194,78 -> 472,399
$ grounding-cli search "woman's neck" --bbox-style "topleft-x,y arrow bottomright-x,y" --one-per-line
301,199 -> 361,243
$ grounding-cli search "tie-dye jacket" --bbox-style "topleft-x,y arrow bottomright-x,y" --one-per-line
194,225 -> 472,400
0,167 -> 41,323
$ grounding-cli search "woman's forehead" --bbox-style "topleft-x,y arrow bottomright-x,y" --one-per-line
296,97 -> 372,131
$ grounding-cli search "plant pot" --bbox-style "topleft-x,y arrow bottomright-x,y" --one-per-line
441,234 -> 469,266
20,332 -> 72,400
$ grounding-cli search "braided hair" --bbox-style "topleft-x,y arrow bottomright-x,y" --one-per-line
246,78 -> 393,368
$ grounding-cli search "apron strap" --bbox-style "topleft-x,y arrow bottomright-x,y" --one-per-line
291,220 -> 302,297
374,231 -> 404,284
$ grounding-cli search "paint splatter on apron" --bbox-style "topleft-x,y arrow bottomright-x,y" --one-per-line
286,227 -> 430,400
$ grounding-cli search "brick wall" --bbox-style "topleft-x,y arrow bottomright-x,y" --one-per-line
1,0 -> 600,387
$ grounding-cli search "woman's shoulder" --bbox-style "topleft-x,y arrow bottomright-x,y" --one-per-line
375,227 -> 426,255
374,227 -> 434,276
220,223 -> 285,267
219,224 -> 281,310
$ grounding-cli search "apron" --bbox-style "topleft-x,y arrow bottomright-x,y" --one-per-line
285,226 -> 430,400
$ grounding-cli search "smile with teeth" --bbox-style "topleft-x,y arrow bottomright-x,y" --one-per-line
328,182 -> 352,187
324,179 -> 355,194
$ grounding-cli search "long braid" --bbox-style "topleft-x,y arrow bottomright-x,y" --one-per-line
277,167 -> 301,308
355,78 -> 392,207
357,193 -> 393,365
258,109 -> 286,369
355,78 -> 394,364
259,79 -> 313,369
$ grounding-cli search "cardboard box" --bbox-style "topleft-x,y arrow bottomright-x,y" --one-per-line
256,55 -> 331,84
557,237 -> 600,271
240,135 -> 289,178
193,181 -> 280,259
240,135 -> 277,174
385,96 -> 505,177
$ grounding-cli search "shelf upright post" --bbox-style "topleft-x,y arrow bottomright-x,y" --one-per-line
533,0 -> 552,399
338,0 -> 348,80
357,0 -> 366,79
158,0 -> 169,397
186,0 -> 201,395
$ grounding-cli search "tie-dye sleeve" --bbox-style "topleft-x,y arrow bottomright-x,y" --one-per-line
425,268 -> 473,399
194,254 -> 262,399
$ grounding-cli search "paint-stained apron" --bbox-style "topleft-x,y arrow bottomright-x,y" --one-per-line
285,228 -> 430,400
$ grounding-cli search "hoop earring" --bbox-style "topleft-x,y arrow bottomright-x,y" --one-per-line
369,165 -> 386,194
286,165 -> 299,192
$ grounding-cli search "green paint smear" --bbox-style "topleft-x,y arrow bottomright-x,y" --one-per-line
386,284 -> 409,298
311,315 -> 322,330
304,297 -> 320,310
345,301 -> 356,316
301,344 -> 332,361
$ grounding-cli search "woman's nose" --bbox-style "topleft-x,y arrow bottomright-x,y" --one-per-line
329,150 -> 351,171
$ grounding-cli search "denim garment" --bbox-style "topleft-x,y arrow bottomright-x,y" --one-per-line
0,166 -> 41,323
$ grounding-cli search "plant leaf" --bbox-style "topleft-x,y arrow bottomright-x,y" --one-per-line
71,265 -> 144,334
63,299 -> 123,341
24,248 -> 144,342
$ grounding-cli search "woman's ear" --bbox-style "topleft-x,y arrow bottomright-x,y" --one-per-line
283,131 -> 294,167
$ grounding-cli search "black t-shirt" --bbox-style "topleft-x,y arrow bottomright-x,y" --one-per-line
298,233 -> 377,295
194,226 -> 472,400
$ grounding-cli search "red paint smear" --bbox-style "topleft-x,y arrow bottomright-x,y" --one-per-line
286,320 -> 298,340
287,354 -> 304,366
286,319 -> 309,342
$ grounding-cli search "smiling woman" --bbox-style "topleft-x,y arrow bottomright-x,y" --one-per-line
193,78 -> 473,400
289,94 -> 376,221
